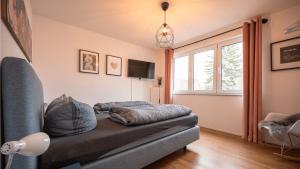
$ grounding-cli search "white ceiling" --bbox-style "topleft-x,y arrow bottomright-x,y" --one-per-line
31,0 -> 300,49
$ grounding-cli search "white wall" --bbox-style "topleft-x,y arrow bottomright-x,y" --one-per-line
33,15 -> 160,105
1,0 -> 32,61
174,95 -> 243,135
263,5 -> 300,116
173,28 -> 244,136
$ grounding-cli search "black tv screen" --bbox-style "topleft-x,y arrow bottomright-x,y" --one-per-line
128,59 -> 155,79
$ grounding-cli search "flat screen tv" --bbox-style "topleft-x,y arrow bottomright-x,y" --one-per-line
128,59 -> 155,79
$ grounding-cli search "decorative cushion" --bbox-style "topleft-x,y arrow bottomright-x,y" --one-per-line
44,96 -> 97,137
45,94 -> 68,114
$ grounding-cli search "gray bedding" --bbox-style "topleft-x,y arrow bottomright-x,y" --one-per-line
94,101 -> 192,126
110,104 -> 192,125
39,114 -> 198,169
93,101 -> 149,113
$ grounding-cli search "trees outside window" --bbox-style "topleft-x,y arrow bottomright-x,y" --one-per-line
221,42 -> 243,91
194,50 -> 215,91
173,37 -> 243,95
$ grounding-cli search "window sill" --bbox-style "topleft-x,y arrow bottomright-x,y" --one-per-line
173,91 -> 243,96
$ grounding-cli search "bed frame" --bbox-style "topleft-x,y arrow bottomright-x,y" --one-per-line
0,57 -> 199,169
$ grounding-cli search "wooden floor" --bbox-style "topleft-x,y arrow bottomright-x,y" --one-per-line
144,129 -> 300,169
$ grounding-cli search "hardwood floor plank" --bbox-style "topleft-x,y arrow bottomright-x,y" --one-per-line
144,129 -> 300,169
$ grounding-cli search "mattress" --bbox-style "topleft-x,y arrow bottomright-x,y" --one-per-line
39,113 -> 198,169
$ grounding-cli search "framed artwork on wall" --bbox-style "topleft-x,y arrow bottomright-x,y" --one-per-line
79,49 -> 99,74
106,55 -> 122,76
1,0 -> 32,62
271,36 -> 300,71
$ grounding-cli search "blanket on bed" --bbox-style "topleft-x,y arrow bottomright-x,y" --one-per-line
93,101 -> 150,113
109,104 -> 192,126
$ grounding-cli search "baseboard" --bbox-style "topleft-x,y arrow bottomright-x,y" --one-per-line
259,141 -> 280,148
200,127 -> 242,139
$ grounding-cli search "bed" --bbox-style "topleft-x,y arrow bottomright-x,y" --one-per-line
0,57 -> 199,169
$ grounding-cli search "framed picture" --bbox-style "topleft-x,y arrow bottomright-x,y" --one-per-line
79,49 -> 99,74
106,55 -> 122,76
271,36 -> 300,71
1,0 -> 32,62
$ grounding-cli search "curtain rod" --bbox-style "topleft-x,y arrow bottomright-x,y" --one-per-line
173,18 -> 268,50
173,26 -> 242,50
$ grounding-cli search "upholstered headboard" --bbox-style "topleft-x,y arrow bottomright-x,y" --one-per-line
0,57 -> 44,169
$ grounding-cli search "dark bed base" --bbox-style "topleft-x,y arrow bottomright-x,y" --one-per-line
82,126 -> 199,169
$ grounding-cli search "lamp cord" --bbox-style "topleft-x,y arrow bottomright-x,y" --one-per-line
158,87 -> 161,104
130,78 -> 133,101
5,154 -> 14,169
164,11 -> 166,24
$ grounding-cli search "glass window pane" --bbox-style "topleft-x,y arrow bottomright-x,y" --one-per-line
193,50 -> 214,90
174,56 -> 189,91
221,42 -> 243,91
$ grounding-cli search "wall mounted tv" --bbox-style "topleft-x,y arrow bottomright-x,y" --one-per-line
128,59 -> 155,79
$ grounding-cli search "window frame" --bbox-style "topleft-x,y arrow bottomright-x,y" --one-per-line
172,53 -> 190,94
217,38 -> 243,95
172,36 -> 243,96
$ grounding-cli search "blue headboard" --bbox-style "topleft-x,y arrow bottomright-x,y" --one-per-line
1,57 -> 44,169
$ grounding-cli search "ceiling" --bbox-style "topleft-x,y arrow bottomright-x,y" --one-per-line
31,0 -> 300,49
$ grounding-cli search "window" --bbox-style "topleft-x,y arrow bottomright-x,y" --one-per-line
173,37 -> 243,95
173,55 -> 189,91
220,42 -> 243,92
193,49 -> 215,91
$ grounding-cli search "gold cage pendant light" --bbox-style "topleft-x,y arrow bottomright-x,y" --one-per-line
156,1 -> 174,48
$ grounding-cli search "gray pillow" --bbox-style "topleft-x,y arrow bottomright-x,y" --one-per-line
44,97 -> 97,137
45,94 -> 68,114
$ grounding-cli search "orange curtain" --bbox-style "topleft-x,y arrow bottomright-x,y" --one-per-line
164,48 -> 174,104
242,17 -> 263,143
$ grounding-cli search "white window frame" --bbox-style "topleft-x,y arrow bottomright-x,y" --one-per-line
192,45 -> 218,94
217,38 -> 243,95
172,36 -> 243,96
173,53 -> 190,94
